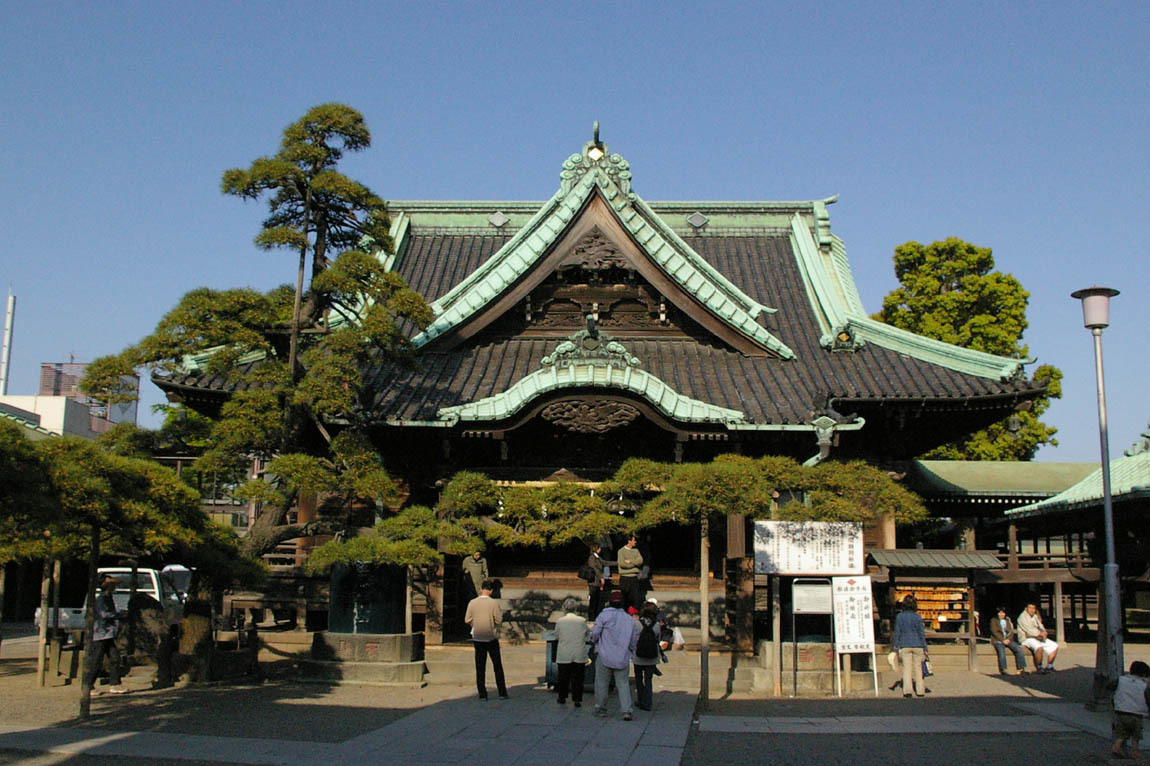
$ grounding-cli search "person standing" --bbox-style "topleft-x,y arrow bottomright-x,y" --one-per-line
462,550 -> 488,602
617,535 -> 644,610
464,579 -> 508,701
587,543 -> 616,620
554,598 -> 589,707
591,590 -> 640,720
989,606 -> 1029,675
1017,602 -> 1059,673
892,596 -> 928,698
1109,660 -> 1150,760
84,575 -> 127,694
633,601 -> 662,711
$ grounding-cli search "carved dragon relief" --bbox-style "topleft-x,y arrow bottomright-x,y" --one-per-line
540,400 -> 642,434
559,228 -> 631,273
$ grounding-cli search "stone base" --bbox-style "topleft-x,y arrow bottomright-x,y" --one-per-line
311,631 -> 424,663
751,667 -> 878,694
300,659 -> 427,686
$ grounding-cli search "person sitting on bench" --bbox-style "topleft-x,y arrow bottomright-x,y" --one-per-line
989,606 -> 1029,675
1017,602 -> 1058,674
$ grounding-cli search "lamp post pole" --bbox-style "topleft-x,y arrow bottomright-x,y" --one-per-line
1071,286 -> 1123,711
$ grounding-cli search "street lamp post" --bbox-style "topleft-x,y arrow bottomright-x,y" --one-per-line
1071,286 -> 1123,711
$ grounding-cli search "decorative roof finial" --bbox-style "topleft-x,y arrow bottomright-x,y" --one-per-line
593,120 -> 599,144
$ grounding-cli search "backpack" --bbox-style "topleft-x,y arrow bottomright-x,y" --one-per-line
577,563 -> 596,582
636,618 -> 659,660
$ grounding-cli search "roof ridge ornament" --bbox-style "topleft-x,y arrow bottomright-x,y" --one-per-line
541,316 -> 641,369
560,122 -> 632,196
1125,420 -> 1150,457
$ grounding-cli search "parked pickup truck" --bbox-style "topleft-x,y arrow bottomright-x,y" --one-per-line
34,567 -> 185,633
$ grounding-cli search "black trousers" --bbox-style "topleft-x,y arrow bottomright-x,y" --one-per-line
473,639 -> 507,698
556,661 -> 585,702
620,577 -> 641,609
84,638 -> 122,687
634,664 -> 655,710
588,585 -> 603,619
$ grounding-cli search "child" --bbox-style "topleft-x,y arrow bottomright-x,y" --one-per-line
1111,660 -> 1150,759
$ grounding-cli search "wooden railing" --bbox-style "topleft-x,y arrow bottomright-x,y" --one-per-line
1000,551 -> 1094,570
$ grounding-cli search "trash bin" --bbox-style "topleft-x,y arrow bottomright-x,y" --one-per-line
543,629 -> 597,691
542,629 -> 559,689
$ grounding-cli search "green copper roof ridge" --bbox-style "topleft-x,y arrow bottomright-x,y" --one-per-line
435,355 -> 746,427
846,318 -> 1029,380
791,215 -> 1029,381
427,192 -> 565,317
409,155 -> 795,358
1005,448 -> 1150,517
791,214 -> 849,337
628,195 -> 775,318
0,410 -> 58,438
182,347 -> 268,374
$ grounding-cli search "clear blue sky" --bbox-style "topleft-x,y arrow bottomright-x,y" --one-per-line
1,1 -> 1146,462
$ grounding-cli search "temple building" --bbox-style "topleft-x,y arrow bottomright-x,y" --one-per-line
156,133 -> 1051,641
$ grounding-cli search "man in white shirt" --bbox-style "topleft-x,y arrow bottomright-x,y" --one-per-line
1017,602 -> 1059,674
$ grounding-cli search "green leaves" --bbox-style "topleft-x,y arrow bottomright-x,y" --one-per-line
876,237 -> 1062,460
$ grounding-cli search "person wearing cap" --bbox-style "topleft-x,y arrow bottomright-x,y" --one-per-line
553,598 -> 590,707
645,597 -> 674,657
84,575 -> 127,694
590,589 -> 640,720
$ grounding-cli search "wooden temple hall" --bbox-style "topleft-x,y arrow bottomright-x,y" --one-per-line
157,131 -> 1093,647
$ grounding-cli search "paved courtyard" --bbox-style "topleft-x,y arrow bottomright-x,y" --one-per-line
1,628 -> 1147,765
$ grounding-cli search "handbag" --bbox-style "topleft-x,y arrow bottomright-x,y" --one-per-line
922,658 -> 934,677
886,650 -> 900,671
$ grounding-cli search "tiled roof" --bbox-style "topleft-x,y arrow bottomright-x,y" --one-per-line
907,460 -> 1098,497
408,157 -> 795,359
157,142 -> 1045,442
1005,431 -> 1150,518
164,232 -> 1042,427
869,549 -> 1004,569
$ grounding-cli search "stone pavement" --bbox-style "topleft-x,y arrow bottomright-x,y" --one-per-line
1,630 -> 1149,765
0,691 -> 695,766
0,630 -> 693,765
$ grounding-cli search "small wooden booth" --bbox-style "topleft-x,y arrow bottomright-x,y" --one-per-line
869,549 -> 1004,670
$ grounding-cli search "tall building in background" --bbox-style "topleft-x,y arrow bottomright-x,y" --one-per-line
38,362 -> 139,432
0,362 -> 138,439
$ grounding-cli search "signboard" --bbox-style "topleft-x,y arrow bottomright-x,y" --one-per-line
832,575 -> 875,653
753,521 -> 864,575
792,581 -> 832,614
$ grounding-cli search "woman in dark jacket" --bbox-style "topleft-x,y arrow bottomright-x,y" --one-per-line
892,596 -> 928,698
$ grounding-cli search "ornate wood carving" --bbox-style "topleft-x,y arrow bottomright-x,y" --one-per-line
540,400 -> 641,434
560,228 -> 630,273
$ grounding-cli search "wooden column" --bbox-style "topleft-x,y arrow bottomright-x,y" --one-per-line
1008,524 -> 1019,570
967,584 -> 977,671
1054,581 -> 1065,643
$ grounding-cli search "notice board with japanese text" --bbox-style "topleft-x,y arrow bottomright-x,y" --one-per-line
752,521 -> 864,575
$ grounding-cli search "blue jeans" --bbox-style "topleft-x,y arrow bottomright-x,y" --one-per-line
993,641 -> 1028,672
594,657 -> 632,715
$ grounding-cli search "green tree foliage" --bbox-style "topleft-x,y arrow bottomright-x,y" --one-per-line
875,238 -> 1062,460
0,421 -> 56,563
81,104 -> 433,559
